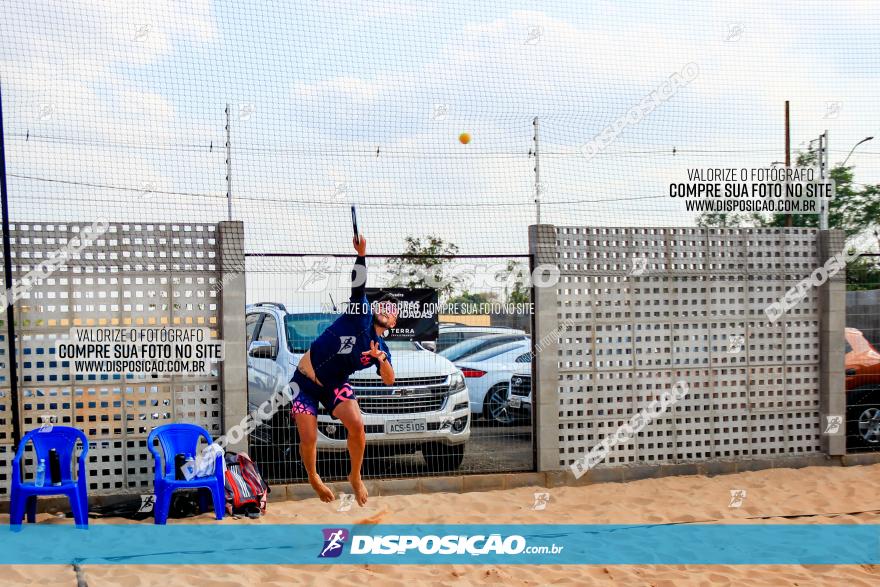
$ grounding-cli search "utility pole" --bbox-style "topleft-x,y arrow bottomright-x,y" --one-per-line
533,116 -> 541,225
818,130 -> 829,230
784,101 -> 792,227
0,81 -> 21,450
225,104 -> 233,220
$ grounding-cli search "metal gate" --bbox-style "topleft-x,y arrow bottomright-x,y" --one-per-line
244,253 -> 536,483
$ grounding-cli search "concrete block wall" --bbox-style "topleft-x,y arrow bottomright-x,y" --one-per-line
530,225 -> 839,473
0,222 -> 247,499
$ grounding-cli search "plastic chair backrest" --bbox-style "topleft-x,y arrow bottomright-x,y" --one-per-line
147,423 -> 212,478
19,426 -> 88,484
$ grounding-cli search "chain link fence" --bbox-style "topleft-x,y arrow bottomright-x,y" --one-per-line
244,255 -> 535,483
844,254 -> 880,453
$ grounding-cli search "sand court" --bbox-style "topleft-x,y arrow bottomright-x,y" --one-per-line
1,463 -> 878,586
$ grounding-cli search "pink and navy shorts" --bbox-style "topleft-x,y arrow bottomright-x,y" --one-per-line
289,369 -> 356,418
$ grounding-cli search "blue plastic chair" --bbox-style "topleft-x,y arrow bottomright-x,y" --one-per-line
147,423 -> 225,525
10,426 -> 89,530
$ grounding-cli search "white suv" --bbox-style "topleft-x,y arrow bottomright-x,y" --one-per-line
246,303 -> 471,473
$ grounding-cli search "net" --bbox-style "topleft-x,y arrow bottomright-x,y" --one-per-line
2,1 -> 879,489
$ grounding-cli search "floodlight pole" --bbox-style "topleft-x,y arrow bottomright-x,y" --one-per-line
784,101 -> 792,227
819,130 -> 829,231
0,81 -> 22,450
226,104 -> 233,220
533,116 -> 541,225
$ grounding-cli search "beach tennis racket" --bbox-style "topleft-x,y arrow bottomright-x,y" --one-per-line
351,205 -> 360,244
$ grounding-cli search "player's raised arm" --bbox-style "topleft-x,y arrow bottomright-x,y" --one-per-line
348,235 -> 368,314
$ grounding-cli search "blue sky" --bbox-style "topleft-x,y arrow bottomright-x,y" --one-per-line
1,0 -> 879,257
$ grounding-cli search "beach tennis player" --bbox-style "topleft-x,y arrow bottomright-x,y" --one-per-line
289,234 -> 397,506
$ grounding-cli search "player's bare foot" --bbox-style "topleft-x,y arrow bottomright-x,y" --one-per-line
309,474 -> 335,503
349,474 -> 369,506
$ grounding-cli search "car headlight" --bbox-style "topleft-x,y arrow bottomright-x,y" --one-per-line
449,370 -> 466,392
512,377 -> 523,387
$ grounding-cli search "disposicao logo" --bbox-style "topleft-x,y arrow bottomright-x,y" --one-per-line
318,530 -> 562,559
350,534 -> 529,555
319,528 -> 349,558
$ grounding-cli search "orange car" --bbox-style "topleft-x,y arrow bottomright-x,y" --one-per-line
844,328 -> 880,448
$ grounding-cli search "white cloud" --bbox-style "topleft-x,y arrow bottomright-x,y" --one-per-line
2,1 -> 879,250
293,76 -> 383,102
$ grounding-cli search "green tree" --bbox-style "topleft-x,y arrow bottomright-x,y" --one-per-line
695,212 -> 751,228
446,291 -> 499,309
756,150 -> 880,237
846,253 -> 880,291
695,150 -> 880,291
494,260 -> 531,304
387,235 -> 460,298
696,149 -> 880,238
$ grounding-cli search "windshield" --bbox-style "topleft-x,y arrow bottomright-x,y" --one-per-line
285,313 -> 338,353
284,313 -> 420,353
463,340 -> 529,362
388,340 -> 419,351
440,335 -> 511,361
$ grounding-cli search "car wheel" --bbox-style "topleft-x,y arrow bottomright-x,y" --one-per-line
484,383 -> 515,426
423,442 -> 465,473
846,387 -> 880,450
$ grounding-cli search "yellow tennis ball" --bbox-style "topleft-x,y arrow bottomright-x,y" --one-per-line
459,132 -> 471,144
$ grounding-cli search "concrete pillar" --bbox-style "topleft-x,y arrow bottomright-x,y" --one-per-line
218,221 -> 248,452
529,224 -> 561,471
817,229 -> 846,455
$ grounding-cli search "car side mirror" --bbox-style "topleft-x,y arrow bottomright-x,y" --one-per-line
249,340 -> 275,359
845,368 -> 857,376
420,341 -> 437,352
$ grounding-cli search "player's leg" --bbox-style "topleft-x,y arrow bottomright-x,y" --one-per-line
291,375 -> 334,502
293,411 -> 334,503
330,384 -> 368,506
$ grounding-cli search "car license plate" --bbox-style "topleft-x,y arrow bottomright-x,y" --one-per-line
508,397 -> 522,409
386,419 -> 427,434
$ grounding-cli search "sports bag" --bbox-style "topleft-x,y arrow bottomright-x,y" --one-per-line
224,452 -> 269,517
